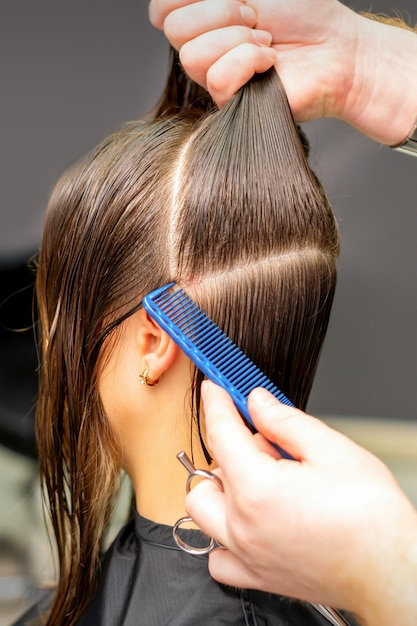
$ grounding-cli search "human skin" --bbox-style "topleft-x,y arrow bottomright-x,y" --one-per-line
185,381 -> 417,626
98,307 -> 212,526
149,0 -> 417,145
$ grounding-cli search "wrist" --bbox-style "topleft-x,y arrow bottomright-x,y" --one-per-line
354,505 -> 417,626
338,13 -> 417,145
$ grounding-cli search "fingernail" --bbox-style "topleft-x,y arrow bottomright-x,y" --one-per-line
250,387 -> 281,408
252,29 -> 273,46
239,4 -> 257,27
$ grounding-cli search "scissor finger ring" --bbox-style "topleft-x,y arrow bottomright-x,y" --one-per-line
185,468 -> 223,493
173,451 -> 225,555
173,516 -> 217,556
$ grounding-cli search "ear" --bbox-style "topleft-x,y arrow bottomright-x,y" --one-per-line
135,308 -> 179,383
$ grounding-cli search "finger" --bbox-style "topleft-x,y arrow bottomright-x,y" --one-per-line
252,432 -> 281,460
180,27 -> 273,89
148,0 -> 199,30
185,476 -> 229,546
201,381 -> 272,483
248,388 -> 350,463
208,548 -> 264,590
164,0 -> 257,49
205,44 -> 277,106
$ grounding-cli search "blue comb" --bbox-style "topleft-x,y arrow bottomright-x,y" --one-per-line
142,283 -> 294,460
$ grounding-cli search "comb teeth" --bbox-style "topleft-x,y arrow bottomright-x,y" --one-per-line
143,283 -> 294,459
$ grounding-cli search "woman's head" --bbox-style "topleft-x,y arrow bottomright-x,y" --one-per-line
36,67 -> 339,624
36,115 -> 197,623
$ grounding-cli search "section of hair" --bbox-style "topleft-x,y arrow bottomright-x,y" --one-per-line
360,11 -> 417,32
170,69 -> 339,409
151,47 -> 215,117
35,117 -> 198,625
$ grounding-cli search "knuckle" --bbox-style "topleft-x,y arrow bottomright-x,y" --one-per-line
178,44 -> 207,87
206,68 -> 231,104
163,13 -> 184,47
223,0 -> 256,27
222,1 -> 239,24
147,2 -> 161,28
178,43 -> 194,70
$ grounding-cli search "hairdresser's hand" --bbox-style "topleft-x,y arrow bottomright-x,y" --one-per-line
149,0 -> 417,145
186,381 -> 417,626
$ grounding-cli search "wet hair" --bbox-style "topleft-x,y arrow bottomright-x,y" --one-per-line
35,54 -> 339,625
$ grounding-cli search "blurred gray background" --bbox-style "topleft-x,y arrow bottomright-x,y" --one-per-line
1,0 -> 415,422
0,1 -> 416,622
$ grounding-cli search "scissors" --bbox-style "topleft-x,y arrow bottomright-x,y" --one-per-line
173,451 -> 224,556
172,451 -> 351,626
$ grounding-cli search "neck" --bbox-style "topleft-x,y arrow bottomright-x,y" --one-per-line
132,426 -> 211,526
123,356 -> 212,526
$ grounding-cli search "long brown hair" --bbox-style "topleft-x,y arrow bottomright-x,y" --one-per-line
35,56 -> 339,624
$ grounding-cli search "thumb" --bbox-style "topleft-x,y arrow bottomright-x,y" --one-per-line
247,388 -> 340,462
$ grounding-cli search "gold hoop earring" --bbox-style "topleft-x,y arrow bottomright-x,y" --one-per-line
139,368 -> 159,387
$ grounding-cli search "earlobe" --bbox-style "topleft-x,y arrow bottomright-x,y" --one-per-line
136,309 -> 179,384
138,368 -> 159,387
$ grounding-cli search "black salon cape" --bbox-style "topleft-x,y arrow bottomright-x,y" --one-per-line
15,512 -> 357,625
